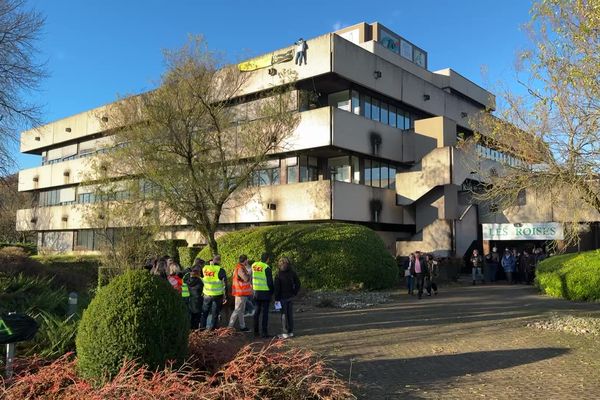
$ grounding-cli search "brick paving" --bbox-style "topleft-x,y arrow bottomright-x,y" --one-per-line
291,284 -> 600,399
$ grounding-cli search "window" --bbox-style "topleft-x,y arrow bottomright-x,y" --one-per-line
352,156 -> 360,184
299,156 -> 318,182
380,103 -> 388,125
389,166 -> 397,190
363,95 -> 372,119
380,164 -> 389,189
371,160 -> 381,187
76,230 -> 94,250
389,106 -> 397,128
286,157 -> 298,184
371,98 -> 380,122
364,159 -> 372,186
328,90 -> 351,112
328,156 -> 351,183
351,90 -> 360,115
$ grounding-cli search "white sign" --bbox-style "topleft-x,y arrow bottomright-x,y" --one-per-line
482,223 -> 564,241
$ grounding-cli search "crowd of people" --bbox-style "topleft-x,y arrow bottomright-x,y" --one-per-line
144,252 -> 301,339
470,246 -> 547,285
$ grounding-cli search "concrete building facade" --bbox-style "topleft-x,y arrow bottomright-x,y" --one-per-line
17,22 -> 570,256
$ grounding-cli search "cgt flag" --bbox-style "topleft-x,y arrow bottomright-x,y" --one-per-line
0,313 -> 39,344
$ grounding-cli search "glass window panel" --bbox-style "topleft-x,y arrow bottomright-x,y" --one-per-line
380,164 -> 389,189
397,110 -> 407,129
287,166 -> 298,184
352,156 -> 360,184
328,90 -> 351,112
389,106 -> 397,128
371,99 -> 380,122
364,159 -> 372,186
271,168 -> 280,185
380,103 -> 388,125
364,96 -> 371,119
351,90 -> 360,115
371,160 -> 381,187
286,156 -> 297,166
328,156 -> 351,183
389,167 -> 397,190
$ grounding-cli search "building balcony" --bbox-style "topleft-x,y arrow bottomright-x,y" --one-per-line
17,179 -> 411,232
18,157 -> 94,192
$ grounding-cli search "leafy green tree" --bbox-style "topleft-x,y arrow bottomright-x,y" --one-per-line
467,0 -> 600,244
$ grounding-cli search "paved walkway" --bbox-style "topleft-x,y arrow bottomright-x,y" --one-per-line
292,284 -> 600,399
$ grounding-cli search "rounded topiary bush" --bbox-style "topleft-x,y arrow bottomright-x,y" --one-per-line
198,223 -> 398,290
536,250 -> 600,301
76,269 -> 189,381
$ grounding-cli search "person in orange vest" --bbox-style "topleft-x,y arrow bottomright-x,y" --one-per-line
199,255 -> 227,330
227,254 -> 252,332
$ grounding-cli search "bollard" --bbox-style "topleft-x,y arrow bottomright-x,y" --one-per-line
68,292 -> 78,317
5,342 -> 15,378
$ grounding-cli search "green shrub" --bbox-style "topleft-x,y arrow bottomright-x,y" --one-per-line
0,273 -> 68,315
197,223 -> 398,290
24,312 -> 79,358
155,239 -> 188,264
0,242 -> 37,255
536,250 -> 600,301
76,269 -> 189,382
178,246 -> 201,268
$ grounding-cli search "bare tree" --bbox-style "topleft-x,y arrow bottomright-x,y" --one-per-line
0,0 -> 45,176
0,173 -> 34,242
93,37 -> 299,255
464,0 -> 600,244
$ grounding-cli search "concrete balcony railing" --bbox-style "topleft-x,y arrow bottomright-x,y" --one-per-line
18,157 -> 95,192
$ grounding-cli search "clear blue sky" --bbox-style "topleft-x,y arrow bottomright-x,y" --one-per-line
13,0 -> 533,172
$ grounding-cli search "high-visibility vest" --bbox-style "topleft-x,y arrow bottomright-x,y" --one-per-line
181,273 -> 190,298
252,261 -> 270,292
232,263 -> 252,297
202,264 -> 225,297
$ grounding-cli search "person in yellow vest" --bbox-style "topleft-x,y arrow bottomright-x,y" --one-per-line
199,255 -> 227,330
252,253 -> 274,338
227,254 -> 252,332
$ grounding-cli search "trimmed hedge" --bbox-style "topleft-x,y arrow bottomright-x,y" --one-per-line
0,242 -> 37,255
178,246 -> 202,268
155,239 -> 188,264
197,223 -> 398,290
536,250 -> 600,301
76,269 -> 189,382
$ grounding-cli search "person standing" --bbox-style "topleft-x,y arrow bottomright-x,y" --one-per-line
470,249 -> 483,285
501,249 -> 516,284
199,255 -> 227,330
410,251 -> 427,299
166,259 -> 183,293
425,254 -> 439,296
186,259 -> 204,330
405,253 -> 415,295
252,253 -> 274,338
274,257 -> 301,339
295,38 -> 308,65
228,254 -> 252,332
485,246 -> 500,283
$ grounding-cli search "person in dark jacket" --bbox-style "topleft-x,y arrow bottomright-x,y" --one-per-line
410,251 -> 427,299
252,253 -> 274,338
186,259 -> 204,329
470,249 -> 484,285
274,257 -> 301,339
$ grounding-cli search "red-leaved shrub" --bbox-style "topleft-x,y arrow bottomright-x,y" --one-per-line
1,330 -> 354,400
